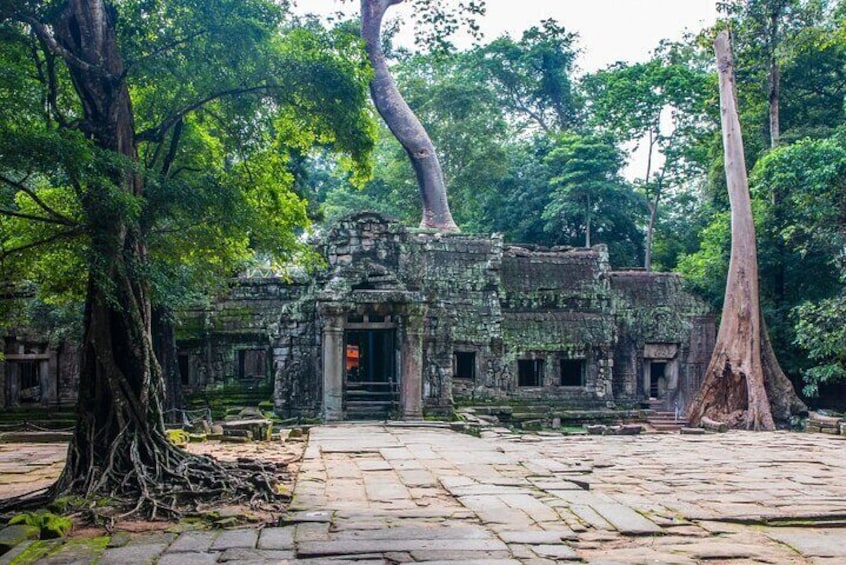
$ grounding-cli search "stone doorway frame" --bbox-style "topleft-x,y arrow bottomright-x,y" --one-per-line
642,343 -> 679,409
318,298 -> 426,422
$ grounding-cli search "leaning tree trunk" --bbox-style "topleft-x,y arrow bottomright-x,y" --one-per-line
686,31 -> 805,430
5,0 -> 282,518
361,0 -> 459,231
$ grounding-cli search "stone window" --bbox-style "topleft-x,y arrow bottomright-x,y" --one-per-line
518,359 -> 543,387
560,359 -> 585,387
453,352 -> 476,381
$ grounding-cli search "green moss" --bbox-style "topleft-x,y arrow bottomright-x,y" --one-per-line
166,429 -> 190,447
9,512 -> 72,540
10,536 -> 109,565
9,540 -> 57,565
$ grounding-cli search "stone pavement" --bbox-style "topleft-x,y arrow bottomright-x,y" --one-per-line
2,425 -> 846,563
0,443 -> 65,499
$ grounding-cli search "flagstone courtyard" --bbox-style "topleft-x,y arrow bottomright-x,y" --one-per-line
2,425 -> 846,564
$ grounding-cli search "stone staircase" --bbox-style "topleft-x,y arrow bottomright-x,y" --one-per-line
645,400 -> 688,433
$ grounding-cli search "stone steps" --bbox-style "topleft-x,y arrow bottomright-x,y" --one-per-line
646,410 -> 688,432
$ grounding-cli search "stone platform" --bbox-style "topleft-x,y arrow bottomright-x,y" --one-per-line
2,426 -> 846,563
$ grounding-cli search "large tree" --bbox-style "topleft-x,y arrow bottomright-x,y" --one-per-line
542,133 -> 646,266
686,31 -> 805,430
585,51 -> 712,271
0,0 -> 373,517
360,0 -> 459,231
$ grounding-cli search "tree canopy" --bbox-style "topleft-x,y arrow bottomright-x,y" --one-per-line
0,0 -> 375,517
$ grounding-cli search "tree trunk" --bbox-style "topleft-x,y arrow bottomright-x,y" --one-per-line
644,195 -> 659,272
686,31 -> 805,430
6,0 -> 282,518
361,0 -> 459,232
153,307 -> 183,424
768,59 -> 780,148
643,128 -> 657,272
768,5 -> 781,148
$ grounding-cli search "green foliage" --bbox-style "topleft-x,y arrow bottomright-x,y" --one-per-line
584,43 -> 716,270
166,429 -> 191,447
474,19 -> 582,132
9,512 -> 72,540
794,296 -> 846,396
0,1 -> 376,316
676,211 -> 731,307
543,133 -> 646,266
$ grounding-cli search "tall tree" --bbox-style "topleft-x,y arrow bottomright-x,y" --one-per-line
475,19 -> 581,134
686,31 -> 805,430
360,0 -> 461,231
585,52 -> 711,271
0,0 -> 373,516
543,133 -> 645,265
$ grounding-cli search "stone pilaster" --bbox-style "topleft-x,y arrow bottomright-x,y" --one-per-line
400,307 -> 426,420
320,309 -> 345,421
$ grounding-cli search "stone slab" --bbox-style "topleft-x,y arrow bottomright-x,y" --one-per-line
258,527 -> 295,550
166,531 -> 217,553
0,540 -> 34,565
0,525 -> 39,551
568,504 -> 614,531
99,543 -> 170,565
414,561 -> 520,565
158,552 -> 221,565
591,502 -> 662,535
532,543 -> 581,560
767,529 -> 846,557
281,510 -> 334,524
218,547 -> 294,562
210,528 -> 259,551
409,550 -> 513,561
297,538 -> 509,557
331,526 -> 493,541
497,530 -> 571,544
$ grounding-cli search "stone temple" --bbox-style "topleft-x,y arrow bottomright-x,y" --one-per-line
169,212 -> 714,421
1,212 -> 715,421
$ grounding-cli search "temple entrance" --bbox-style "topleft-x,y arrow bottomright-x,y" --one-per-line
649,361 -> 667,399
343,328 -> 398,419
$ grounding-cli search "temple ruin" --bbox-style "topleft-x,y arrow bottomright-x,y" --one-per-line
2,212 -> 715,420
171,212 -> 715,421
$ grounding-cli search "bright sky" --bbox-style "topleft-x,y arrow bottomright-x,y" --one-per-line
291,0 -> 719,72
290,1 -> 720,179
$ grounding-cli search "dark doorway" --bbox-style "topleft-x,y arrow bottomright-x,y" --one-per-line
344,329 -> 397,419
560,359 -> 585,387
178,354 -> 190,386
650,362 -> 666,399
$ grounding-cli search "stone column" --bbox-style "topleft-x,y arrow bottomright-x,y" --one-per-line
40,358 -> 51,406
400,311 -> 425,420
321,310 -> 345,421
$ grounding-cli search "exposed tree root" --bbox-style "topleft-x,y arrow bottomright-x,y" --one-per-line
0,436 -> 290,523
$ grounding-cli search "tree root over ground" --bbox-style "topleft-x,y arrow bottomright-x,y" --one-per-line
0,435 -> 300,526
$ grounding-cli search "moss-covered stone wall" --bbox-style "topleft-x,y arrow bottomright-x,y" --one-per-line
174,212 -> 715,419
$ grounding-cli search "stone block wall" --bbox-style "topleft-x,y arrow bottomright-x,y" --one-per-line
610,272 -> 715,411
169,212 -> 715,420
